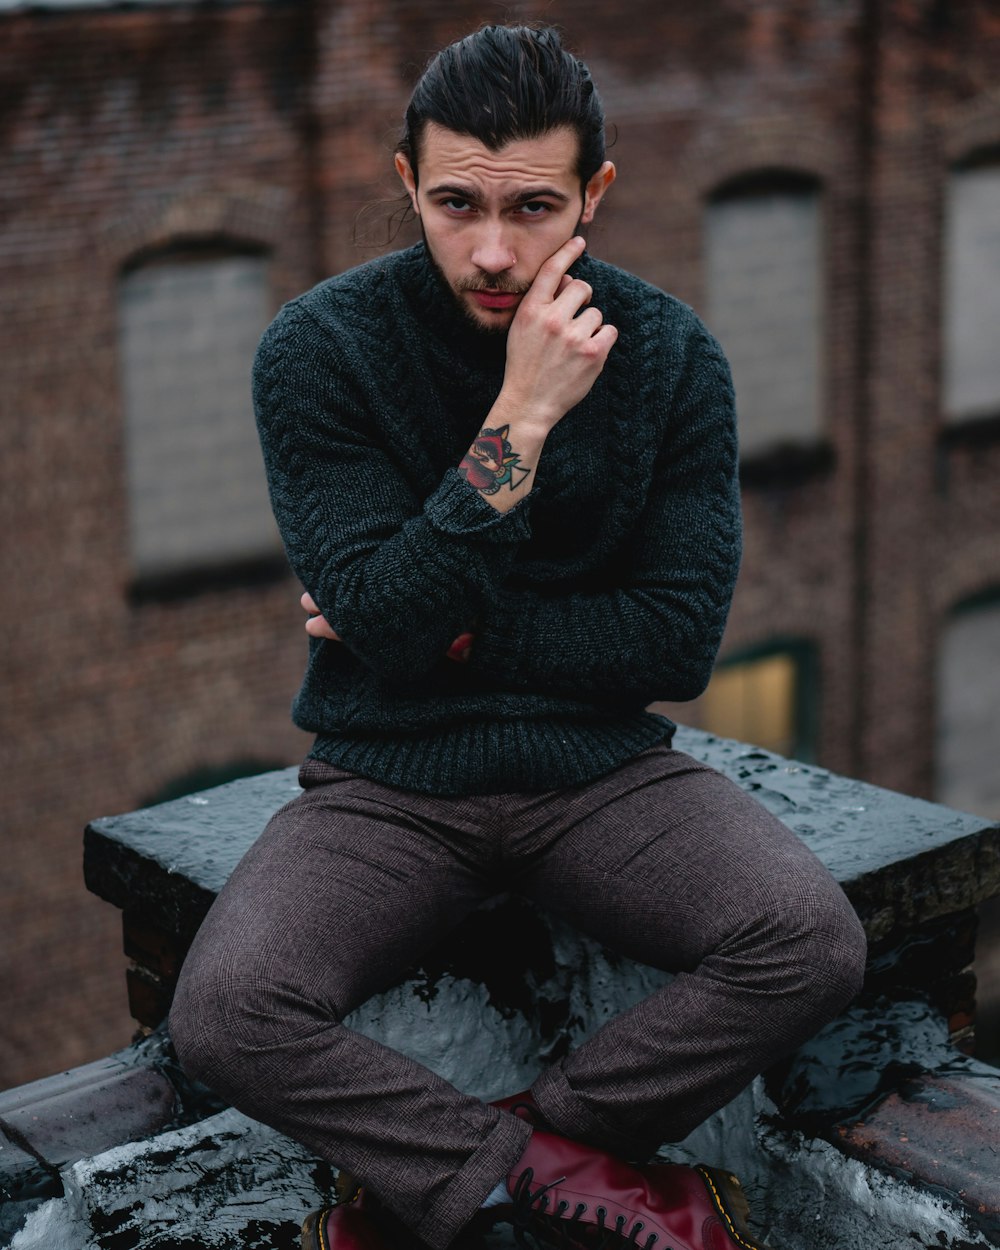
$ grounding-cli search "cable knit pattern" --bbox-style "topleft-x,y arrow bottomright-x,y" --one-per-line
252,243 -> 741,794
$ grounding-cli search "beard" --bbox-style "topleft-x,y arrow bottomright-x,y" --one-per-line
419,230 -> 524,337
419,219 -> 587,337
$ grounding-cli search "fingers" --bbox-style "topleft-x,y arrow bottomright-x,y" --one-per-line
445,631 -> 475,664
571,304 -> 604,336
301,591 -> 341,640
305,614 -> 341,641
560,279 -> 594,319
592,323 -> 619,357
528,235 -> 587,302
559,299 -> 617,356
543,251 -> 603,333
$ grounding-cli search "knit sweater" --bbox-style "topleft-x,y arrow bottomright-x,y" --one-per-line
252,243 -> 741,795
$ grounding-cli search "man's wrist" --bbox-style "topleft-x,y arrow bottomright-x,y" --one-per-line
492,389 -> 562,438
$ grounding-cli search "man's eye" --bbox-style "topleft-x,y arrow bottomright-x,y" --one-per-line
518,201 -> 552,216
442,198 -> 472,213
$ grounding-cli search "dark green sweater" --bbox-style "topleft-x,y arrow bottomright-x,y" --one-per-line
252,243 -> 741,794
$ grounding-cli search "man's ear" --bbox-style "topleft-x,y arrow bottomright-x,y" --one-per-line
394,152 -> 420,215
580,161 -> 616,224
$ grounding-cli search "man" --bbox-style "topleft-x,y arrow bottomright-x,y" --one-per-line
169,24 -> 866,1250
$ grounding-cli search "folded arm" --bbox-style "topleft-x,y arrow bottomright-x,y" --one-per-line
254,307 -> 533,683
464,330 -> 742,704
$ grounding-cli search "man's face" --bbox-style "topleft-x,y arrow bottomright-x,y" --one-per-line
395,122 -> 615,333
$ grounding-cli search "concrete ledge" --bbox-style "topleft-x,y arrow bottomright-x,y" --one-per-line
0,1031 -> 222,1241
84,728 -> 1000,948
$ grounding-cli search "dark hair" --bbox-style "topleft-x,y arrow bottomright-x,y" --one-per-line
397,25 -> 606,190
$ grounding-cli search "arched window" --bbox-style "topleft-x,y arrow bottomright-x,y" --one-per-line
705,173 -> 823,458
936,592 -> 1000,818
117,244 -> 281,594
943,153 -> 1000,424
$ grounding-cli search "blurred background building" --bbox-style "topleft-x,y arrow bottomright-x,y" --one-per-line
1,0 -> 999,1089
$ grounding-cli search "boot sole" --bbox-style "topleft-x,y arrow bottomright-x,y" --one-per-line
697,1166 -> 773,1250
301,1206 -> 330,1250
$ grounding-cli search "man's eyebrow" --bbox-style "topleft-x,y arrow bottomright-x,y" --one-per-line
502,186 -> 572,206
425,182 -> 572,206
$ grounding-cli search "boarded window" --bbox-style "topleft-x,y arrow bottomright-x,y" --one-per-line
706,178 -> 823,457
939,594 -> 1000,1066
118,250 -> 280,584
936,596 -> 1000,819
943,158 -> 1000,422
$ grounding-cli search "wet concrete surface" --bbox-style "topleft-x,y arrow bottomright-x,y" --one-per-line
840,1072 -> 1000,1243
0,1030 -> 224,1242
9,1070 -> 999,1250
84,728 -> 1000,949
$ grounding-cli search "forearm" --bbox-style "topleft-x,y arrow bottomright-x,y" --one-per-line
276,466 -> 531,682
466,569 -> 736,704
458,236 -> 617,514
457,402 -> 549,514
254,312 -> 533,682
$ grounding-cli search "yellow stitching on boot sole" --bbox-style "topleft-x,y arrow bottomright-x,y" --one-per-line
696,1167 -> 761,1250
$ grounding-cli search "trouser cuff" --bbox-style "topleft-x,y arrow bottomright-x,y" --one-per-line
415,1109 -> 531,1249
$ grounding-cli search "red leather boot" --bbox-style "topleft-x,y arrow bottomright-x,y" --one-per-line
301,1195 -> 386,1250
492,1088 -> 550,1127
492,1093 -> 771,1250
301,1177 -> 423,1250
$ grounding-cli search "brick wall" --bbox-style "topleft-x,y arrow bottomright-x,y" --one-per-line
0,2 -> 319,1087
1,0 -> 1000,1087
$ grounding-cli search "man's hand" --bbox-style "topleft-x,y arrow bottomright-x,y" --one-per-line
499,235 -> 618,433
302,591 -> 341,640
301,592 -> 472,662
457,237 -> 618,513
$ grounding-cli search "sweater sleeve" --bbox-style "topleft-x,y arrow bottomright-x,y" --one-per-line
465,323 -> 742,703
253,304 -> 532,683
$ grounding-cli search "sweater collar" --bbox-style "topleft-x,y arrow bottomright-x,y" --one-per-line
392,242 -> 509,371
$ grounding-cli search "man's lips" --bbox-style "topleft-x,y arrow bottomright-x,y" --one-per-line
469,290 -> 521,310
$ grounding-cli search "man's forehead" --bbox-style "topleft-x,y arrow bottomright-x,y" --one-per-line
416,121 -> 580,192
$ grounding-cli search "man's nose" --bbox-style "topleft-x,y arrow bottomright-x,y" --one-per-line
470,223 -> 516,275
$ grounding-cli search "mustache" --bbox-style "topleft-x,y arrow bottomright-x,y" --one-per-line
455,274 -> 531,295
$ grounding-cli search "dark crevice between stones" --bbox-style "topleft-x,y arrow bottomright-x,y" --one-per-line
0,1114 -> 64,1200
407,896 -> 560,1024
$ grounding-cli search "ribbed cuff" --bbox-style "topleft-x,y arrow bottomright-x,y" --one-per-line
424,469 -> 533,543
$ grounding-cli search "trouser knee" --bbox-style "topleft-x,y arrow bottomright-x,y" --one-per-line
778,886 -> 868,1020
168,964 -> 232,1091
168,958 -> 321,1102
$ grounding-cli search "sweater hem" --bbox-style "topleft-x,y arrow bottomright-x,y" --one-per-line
306,713 -> 675,796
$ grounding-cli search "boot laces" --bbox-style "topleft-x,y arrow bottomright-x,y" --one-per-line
510,1169 -> 661,1250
